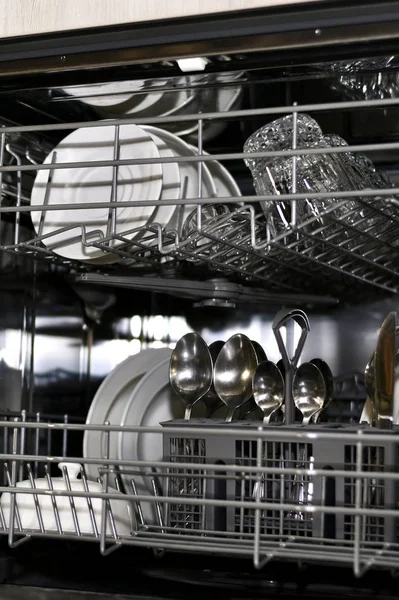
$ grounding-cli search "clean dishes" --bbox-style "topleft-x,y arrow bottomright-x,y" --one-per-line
30,123 -> 163,262
63,80 -> 165,115
144,130 -> 181,228
83,347 -> 172,481
142,126 -> 217,232
1,463 -> 134,536
117,356 -> 206,524
188,147 -> 241,199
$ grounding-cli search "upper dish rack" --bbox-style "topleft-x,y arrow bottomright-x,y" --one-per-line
2,91 -> 399,300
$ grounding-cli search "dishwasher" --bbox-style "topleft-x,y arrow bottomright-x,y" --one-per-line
1,1 -> 399,598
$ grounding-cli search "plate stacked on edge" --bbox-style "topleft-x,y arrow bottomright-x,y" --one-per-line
83,347 -> 206,526
30,123 -> 241,264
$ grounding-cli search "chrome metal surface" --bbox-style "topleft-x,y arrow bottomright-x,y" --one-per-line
213,334 -> 257,422
252,360 -> 284,424
375,312 -> 396,429
169,333 -> 213,420
201,340 -> 224,418
292,362 -> 326,425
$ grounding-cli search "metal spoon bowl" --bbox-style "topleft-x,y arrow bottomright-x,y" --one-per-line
251,341 -> 267,363
202,340 -> 225,417
293,362 -> 326,425
253,360 -> 284,424
169,333 -> 213,420
310,358 -> 334,423
214,334 -> 258,422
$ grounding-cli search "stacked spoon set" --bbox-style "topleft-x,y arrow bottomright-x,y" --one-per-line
169,308 -> 334,426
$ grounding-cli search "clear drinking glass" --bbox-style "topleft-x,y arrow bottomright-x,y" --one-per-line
322,133 -> 398,252
243,114 -> 364,243
244,113 -> 399,264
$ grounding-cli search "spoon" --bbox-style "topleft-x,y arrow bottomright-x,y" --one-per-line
202,340 -> 225,417
293,362 -> 326,425
359,352 -> 376,425
214,334 -> 258,422
169,333 -> 213,420
310,358 -> 334,423
374,312 -> 396,429
239,341 -> 268,419
253,361 -> 284,424
251,341 -> 267,363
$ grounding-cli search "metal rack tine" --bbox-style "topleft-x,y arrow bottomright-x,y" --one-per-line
44,464 -> 63,534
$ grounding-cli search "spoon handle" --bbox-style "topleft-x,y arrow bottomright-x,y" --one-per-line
313,409 -> 322,423
184,405 -> 193,420
263,412 -> 273,425
225,406 -> 236,423
272,309 -> 310,425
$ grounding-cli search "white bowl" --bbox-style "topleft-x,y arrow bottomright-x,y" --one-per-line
1,463 -> 134,536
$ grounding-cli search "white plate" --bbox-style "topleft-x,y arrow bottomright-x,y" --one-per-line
142,126 -> 216,232
117,357 -> 206,524
63,80 -> 164,115
83,348 -> 172,481
144,131 -> 181,228
125,77 -> 193,119
31,124 -> 163,262
189,147 -> 241,199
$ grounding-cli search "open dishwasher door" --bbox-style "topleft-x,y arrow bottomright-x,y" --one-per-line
0,1 -> 398,598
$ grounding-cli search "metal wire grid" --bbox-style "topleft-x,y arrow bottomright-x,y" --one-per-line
1,416 -> 399,576
0,96 -> 399,295
344,445 -> 386,544
168,437 -> 206,532
235,440 -> 313,539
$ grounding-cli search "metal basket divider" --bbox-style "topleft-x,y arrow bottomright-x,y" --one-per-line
80,465 -> 99,537
129,477 -> 146,530
60,464 -> 81,536
5,145 -> 22,246
106,124 -> 119,241
18,409 -> 26,481
36,152 -> 57,242
26,462 -> 45,534
7,419 -> 29,547
1,411 -> 10,487
353,431 -> 365,577
34,412 -> 40,478
43,463 -> 63,534
205,424 -> 234,534
99,421 -> 120,555
0,129 -> 5,246
196,115 -> 203,242
253,429 -> 270,569
311,433 -> 340,540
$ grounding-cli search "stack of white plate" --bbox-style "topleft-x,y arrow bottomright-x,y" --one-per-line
63,73 -> 244,140
83,347 -> 206,525
30,123 -> 241,264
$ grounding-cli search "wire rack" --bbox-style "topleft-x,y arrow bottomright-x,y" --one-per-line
2,91 -> 399,299
1,411 -> 399,577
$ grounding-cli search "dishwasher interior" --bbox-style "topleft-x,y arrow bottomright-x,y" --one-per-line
0,16 -> 399,597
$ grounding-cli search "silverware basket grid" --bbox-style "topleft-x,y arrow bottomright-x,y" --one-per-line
1,413 -> 399,577
2,95 -> 399,300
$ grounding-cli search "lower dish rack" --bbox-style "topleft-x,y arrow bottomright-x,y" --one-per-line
0,411 -> 398,577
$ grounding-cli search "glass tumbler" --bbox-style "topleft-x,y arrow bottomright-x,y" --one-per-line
243,114 -> 361,245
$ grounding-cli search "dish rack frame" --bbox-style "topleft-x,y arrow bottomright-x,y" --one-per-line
1,411 -> 399,578
1,94 -> 399,300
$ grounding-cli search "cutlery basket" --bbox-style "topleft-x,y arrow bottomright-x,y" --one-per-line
162,420 -> 399,545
